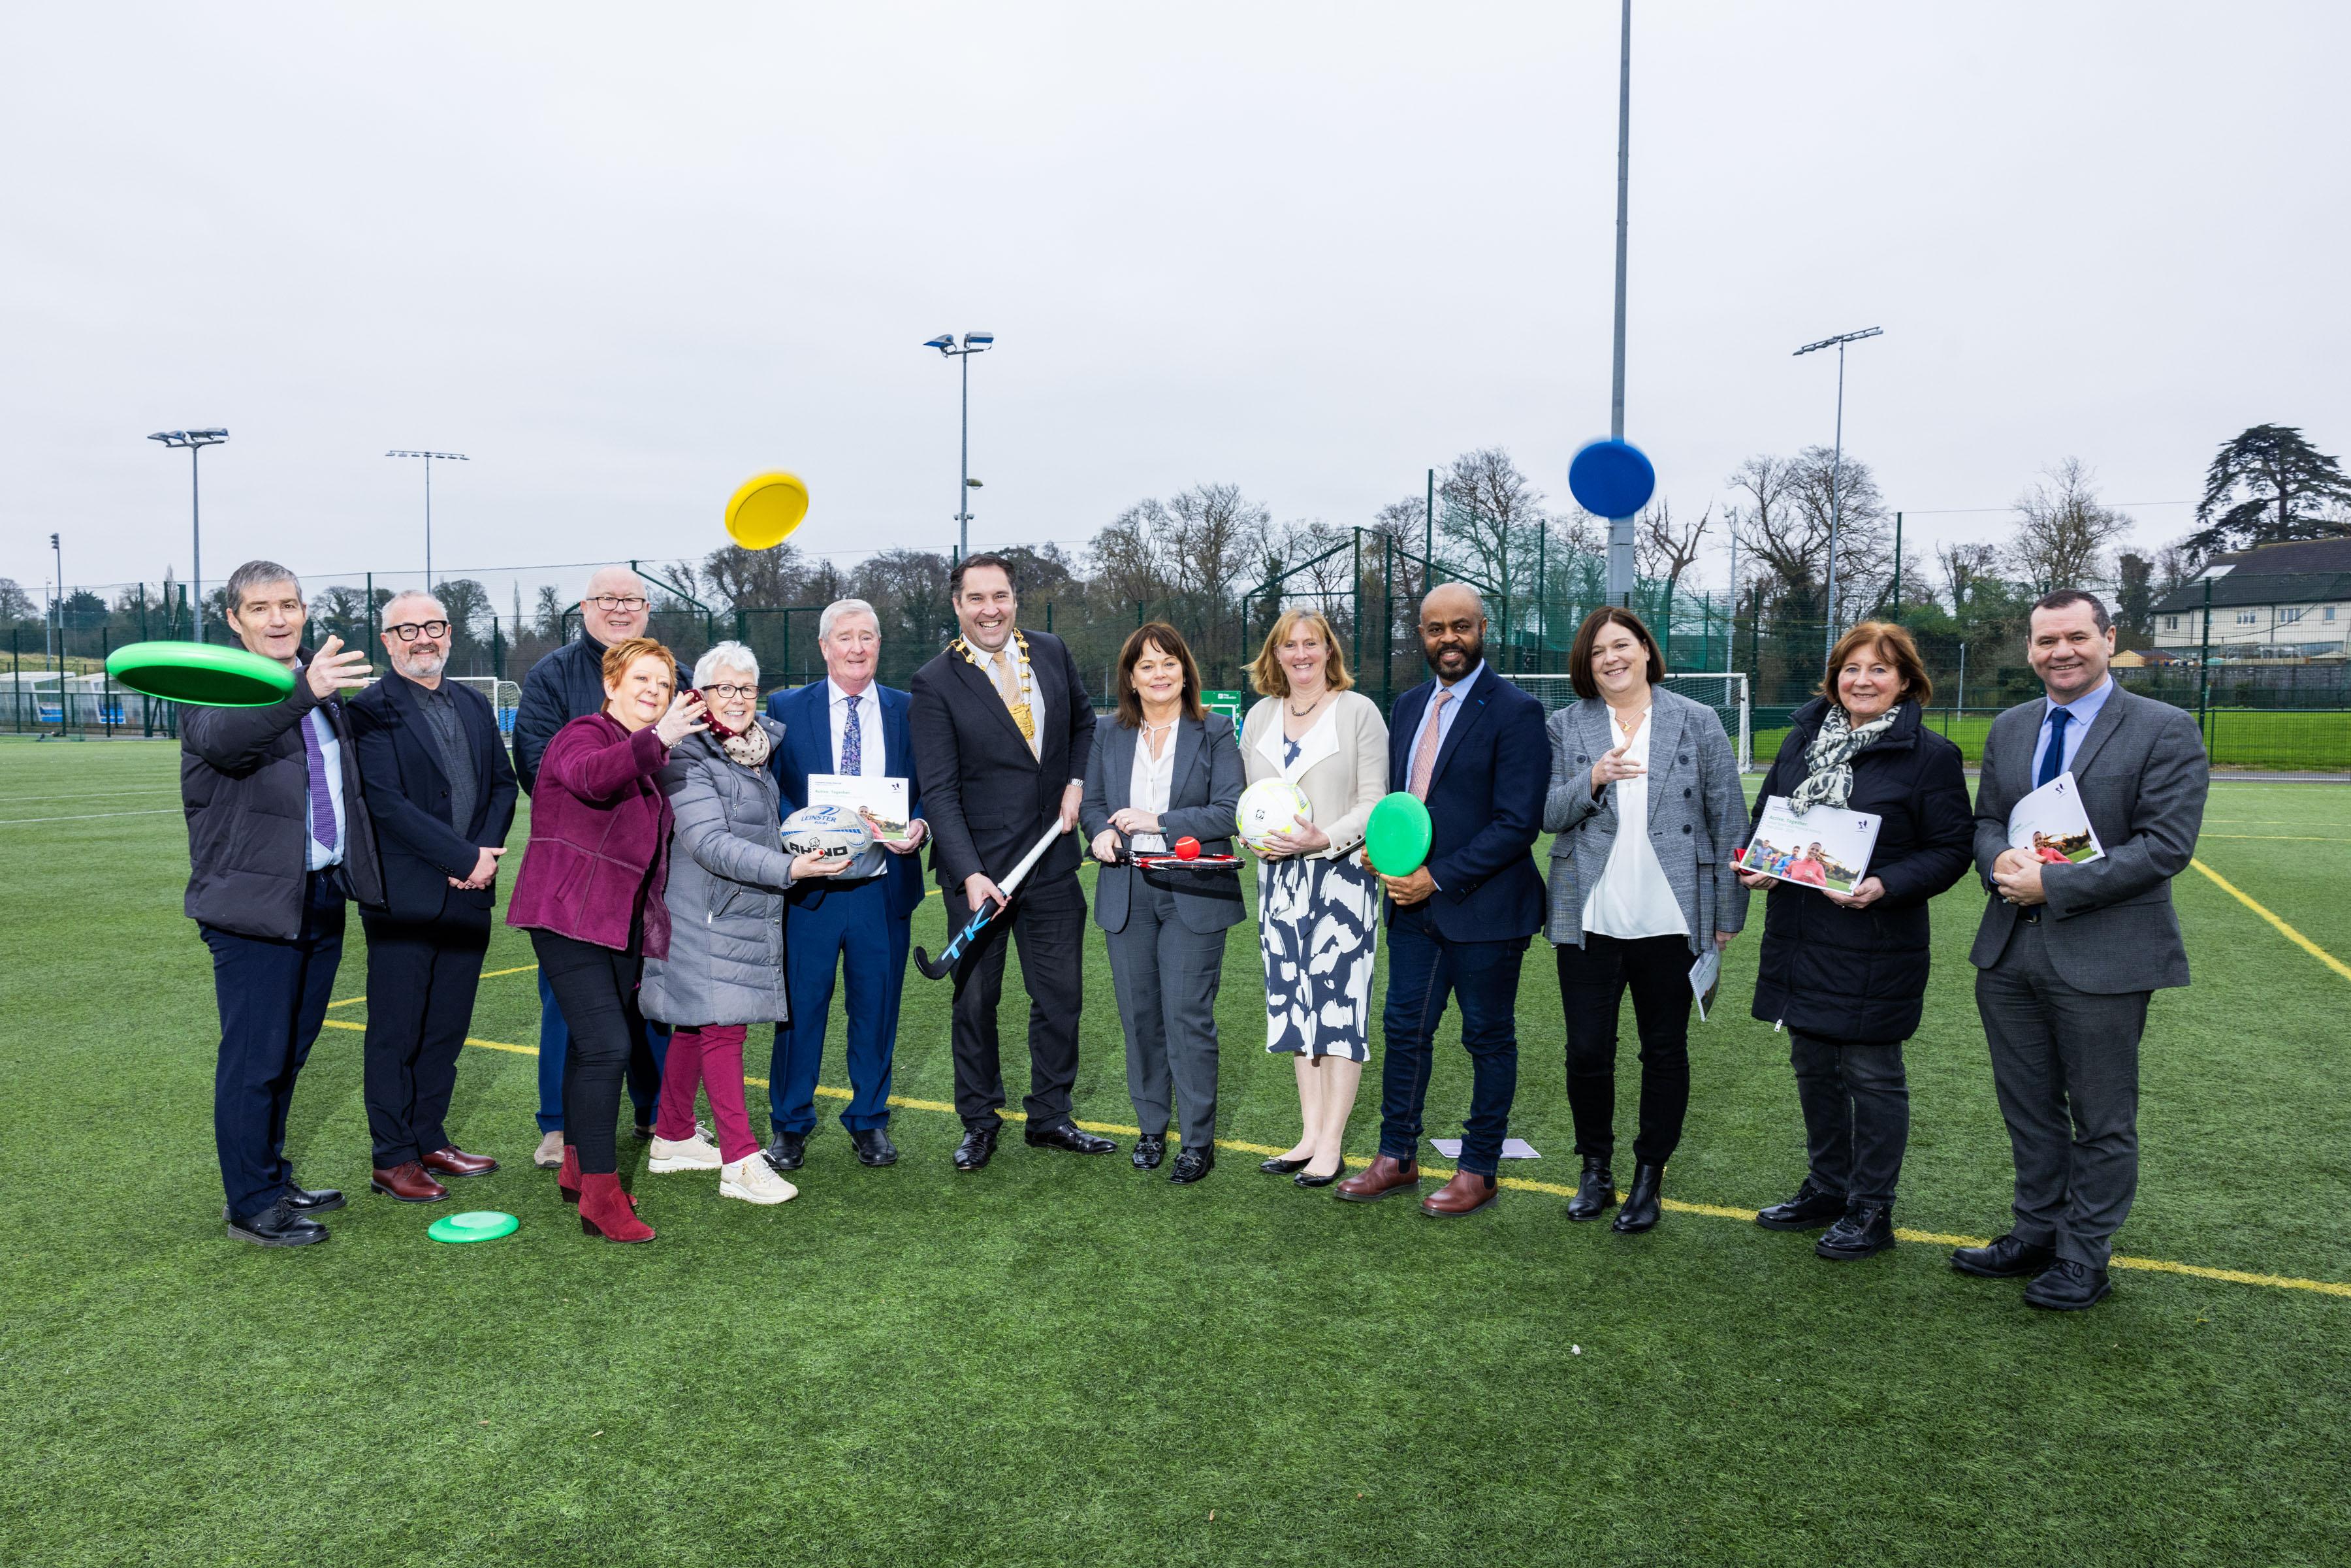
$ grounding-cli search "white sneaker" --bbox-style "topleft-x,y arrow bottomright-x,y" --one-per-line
532,1130 -> 566,1170
721,1155 -> 798,1205
648,1132 -> 722,1172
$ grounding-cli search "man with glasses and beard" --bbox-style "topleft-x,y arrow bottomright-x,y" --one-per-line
347,593 -> 519,1202
1335,584 -> 1547,1217
513,566 -> 685,1167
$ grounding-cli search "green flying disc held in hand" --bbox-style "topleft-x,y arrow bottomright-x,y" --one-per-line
1365,792 -> 1434,876
104,641 -> 296,707
426,1210 -> 519,1245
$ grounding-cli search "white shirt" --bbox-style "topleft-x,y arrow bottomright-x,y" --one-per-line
295,673 -> 347,872
1128,722 -> 1177,853
827,679 -> 885,776
1582,705 -> 1686,940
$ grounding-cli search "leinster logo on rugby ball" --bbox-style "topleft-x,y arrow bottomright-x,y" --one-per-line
781,803 -> 874,863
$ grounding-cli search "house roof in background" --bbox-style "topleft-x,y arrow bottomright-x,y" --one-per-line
2150,539 -> 2351,615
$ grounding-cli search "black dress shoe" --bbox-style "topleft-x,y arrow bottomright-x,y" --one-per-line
283,1182 -> 345,1213
1259,1153 -> 1311,1174
1025,1122 -> 1117,1155
1950,1232 -> 2057,1279
1565,1157 -> 1617,1222
1611,1162 -> 1664,1233
1294,1154 -> 1347,1189
1169,1146 -> 1215,1185
1132,1136 -> 1167,1171
953,1125 -> 999,1172
1755,1178 -> 1844,1232
850,1127 -> 897,1167
2023,1258 -> 2113,1311
763,1130 -> 808,1174
1815,1201 -> 1897,1260
227,1199 -> 330,1248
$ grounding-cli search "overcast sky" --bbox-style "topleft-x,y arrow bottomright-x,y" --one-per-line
5,1 -> 2345,606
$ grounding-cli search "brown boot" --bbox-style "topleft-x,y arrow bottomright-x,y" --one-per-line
369,1160 -> 449,1204
422,1144 -> 498,1178
1421,1169 -> 1498,1217
1334,1153 -> 1420,1203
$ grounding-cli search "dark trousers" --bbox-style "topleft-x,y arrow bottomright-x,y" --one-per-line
770,876 -> 909,1136
946,871 -> 1085,1132
360,910 -> 490,1166
1789,1030 -> 1910,1206
1557,932 -> 1694,1168
1377,905 -> 1524,1177
202,871 -> 345,1221
530,929 -> 646,1175
1104,872 -> 1227,1149
534,967 -> 665,1134
1975,918 -> 2149,1269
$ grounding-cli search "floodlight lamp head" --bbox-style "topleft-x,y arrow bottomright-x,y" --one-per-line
923,333 -> 955,351
962,330 -> 993,348
966,477 -> 984,488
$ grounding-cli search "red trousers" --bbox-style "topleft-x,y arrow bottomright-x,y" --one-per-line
654,1023 -> 759,1164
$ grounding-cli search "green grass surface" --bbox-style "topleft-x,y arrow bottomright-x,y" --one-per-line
3,738 -> 2348,1566
1754,708 -> 2351,773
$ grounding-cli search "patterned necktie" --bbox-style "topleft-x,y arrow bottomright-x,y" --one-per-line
1409,688 -> 1452,801
301,707 -> 337,853
840,693 -> 863,776
2037,705 -> 2070,788
990,647 -> 1040,758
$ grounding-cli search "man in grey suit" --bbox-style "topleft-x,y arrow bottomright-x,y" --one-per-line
1956,589 -> 2208,1310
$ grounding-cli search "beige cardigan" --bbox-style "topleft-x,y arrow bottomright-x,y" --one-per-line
1241,690 -> 1389,859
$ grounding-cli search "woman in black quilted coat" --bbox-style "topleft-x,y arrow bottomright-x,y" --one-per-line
1741,622 -> 1972,1261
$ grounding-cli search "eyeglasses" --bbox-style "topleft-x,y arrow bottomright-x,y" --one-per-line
387,620 -> 451,641
588,595 -> 649,613
703,683 -> 758,700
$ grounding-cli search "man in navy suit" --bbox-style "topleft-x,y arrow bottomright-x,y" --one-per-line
1337,584 -> 1547,1217
347,592 -> 519,1203
761,598 -> 929,1173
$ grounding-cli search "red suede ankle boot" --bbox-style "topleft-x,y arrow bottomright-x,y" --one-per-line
577,1173 -> 654,1243
556,1144 -> 581,1206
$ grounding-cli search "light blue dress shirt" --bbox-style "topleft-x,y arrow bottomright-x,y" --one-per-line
2029,675 -> 2114,784
1403,659 -> 1486,780
294,665 -> 347,871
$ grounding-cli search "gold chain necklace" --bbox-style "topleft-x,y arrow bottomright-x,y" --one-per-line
952,629 -> 1036,743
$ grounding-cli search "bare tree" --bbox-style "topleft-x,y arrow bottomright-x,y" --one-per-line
532,584 -> 568,639
0,579 -> 33,622
1936,540 -> 2002,619
1635,499 -> 1711,592
2004,458 -> 2134,594
1437,447 -> 1546,592
703,542 -> 814,609
1731,448 -> 1891,622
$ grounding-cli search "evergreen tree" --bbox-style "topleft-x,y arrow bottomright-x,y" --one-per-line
2186,424 -> 2351,554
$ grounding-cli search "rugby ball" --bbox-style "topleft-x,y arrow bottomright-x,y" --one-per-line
1236,778 -> 1313,851
781,803 -> 874,864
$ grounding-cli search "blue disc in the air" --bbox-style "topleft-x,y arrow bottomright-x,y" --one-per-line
1567,438 -> 1657,519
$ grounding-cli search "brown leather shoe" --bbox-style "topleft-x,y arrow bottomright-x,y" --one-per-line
370,1160 -> 450,1203
422,1145 -> 498,1178
1421,1169 -> 1499,1217
1334,1153 -> 1421,1203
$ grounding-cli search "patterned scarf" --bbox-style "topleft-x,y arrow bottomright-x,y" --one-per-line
1788,703 -> 1899,811
720,721 -> 772,770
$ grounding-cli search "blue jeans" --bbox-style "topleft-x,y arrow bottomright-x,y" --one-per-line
1377,906 -> 1526,1176
535,967 -> 668,1134
770,877 -> 909,1136
202,872 -> 345,1220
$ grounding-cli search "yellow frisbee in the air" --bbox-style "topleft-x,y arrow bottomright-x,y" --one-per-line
724,471 -> 810,550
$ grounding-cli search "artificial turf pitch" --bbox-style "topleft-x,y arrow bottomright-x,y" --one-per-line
3,739 -> 2347,1567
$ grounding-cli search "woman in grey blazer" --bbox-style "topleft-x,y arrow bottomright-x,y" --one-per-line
1544,609 -> 1749,1233
1082,623 -> 1246,1185
640,643 -> 844,1206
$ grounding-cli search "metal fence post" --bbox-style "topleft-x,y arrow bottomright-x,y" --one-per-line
101,628 -> 113,737
2198,574 -> 2214,749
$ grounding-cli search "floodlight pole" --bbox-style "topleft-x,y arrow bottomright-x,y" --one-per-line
1605,0 -> 1637,607
147,428 -> 228,642
925,332 -> 995,560
1792,327 -> 1882,664
387,450 -> 468,587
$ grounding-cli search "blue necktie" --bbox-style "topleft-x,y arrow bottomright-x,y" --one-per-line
2036,705 -> 2070,788
840,696 -> 863,776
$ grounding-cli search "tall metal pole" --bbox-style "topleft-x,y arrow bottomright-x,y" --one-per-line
1823,339 -> 1847,664
1424,467 -> 1435,584
191,446 -> 204,643
1604,0 -> 1636,607
424,458 -> 434,586
959,351 -> 971,561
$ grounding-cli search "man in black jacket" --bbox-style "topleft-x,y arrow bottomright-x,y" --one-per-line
183,560 -> 382,1247
510,566 -> 682,1168
908,552 -> 1112,1171
348,592 -> 519,1205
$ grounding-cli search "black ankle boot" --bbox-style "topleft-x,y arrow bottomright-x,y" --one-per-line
1815,1201 -> 1896,1260
1566,1157 -> 1616,1221
1611,1162 -> 1663,1233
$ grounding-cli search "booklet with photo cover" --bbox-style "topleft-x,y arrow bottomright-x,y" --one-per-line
1738,795 -> 1882,895
2006,771 -> 2105,865
807,773 -> 914,842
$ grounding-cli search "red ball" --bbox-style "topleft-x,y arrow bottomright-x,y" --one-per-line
1174,837 -> 1201,861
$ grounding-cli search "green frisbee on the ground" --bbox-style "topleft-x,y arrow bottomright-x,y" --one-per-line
426,1210 -> 519,1244
104,641 -> 296,707
1365,791 -> 1433,876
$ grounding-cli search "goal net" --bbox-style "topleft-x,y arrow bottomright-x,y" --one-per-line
450,677 -> 524,736
1507,671 -> 1751,772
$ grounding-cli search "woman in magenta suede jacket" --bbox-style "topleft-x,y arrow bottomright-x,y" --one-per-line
507,635 -> 707,1242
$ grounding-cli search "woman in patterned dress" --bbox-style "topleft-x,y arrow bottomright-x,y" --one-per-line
1242,609 -> 1388,1187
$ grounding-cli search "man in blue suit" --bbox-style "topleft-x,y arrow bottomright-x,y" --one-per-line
762,598 -> 927,1172
1336,583 -> 1547,1217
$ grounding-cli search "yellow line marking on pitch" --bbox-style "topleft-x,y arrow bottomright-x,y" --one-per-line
2201,834 -> 2351,842
308,1017 -> 2351,1301
2190,856 -> 2351,984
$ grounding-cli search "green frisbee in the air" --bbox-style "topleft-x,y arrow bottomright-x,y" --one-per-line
426,1210 -> 519,1245
1365,792 -> 1434,876
104,640 -> 296,707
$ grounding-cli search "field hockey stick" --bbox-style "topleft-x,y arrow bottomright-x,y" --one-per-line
912,820 -> 1064,980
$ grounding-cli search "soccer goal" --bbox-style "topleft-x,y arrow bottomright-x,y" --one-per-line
450,677 -> 524,737
1508,671 -> 1751,772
